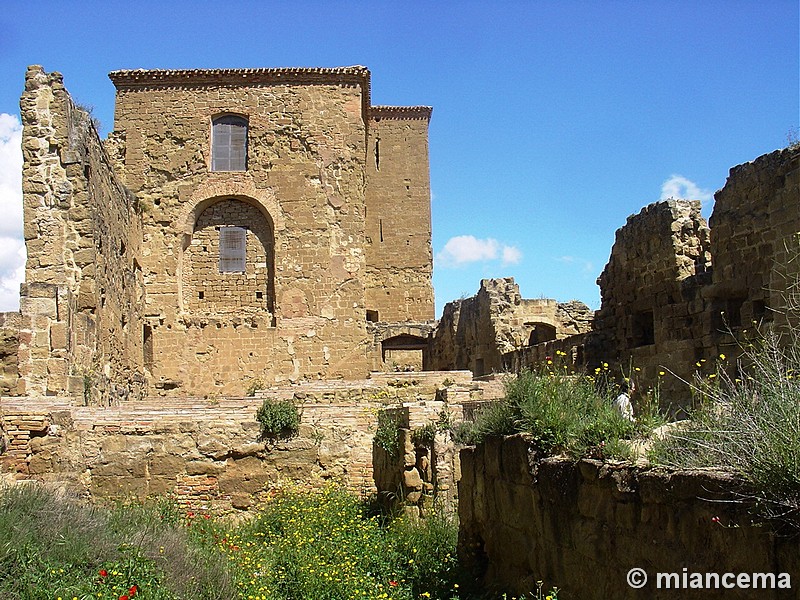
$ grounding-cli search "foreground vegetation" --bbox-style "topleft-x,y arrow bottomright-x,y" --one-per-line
0,484 -> 558,600
454,362 -> 663,460
650,332 -> 800,526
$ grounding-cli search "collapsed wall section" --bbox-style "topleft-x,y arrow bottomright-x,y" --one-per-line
429,278 -> 593,376
709,147 -> 800,332
19,65 -> 145,401
592,199 -> 711,404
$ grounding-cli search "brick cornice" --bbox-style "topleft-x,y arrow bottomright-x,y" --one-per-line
370,106 -> 432,121
109,66 -> 373,124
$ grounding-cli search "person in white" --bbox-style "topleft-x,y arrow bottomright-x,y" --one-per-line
614,381 -> 635,421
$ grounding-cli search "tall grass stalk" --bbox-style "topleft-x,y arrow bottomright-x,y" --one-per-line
650,332 -> 800,526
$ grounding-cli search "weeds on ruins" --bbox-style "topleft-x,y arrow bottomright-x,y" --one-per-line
255,398 -> 300,440
457,366 -> 663,459
650,332 -> 800,529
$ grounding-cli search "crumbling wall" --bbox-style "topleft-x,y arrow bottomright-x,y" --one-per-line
429,278 -> 593,376
459,434 -> 799,599
19,66 -> 145,401
591,199 -> 711,405
710,147 -> 800,333
0,313 -> 21,395
0,373 -> 472,511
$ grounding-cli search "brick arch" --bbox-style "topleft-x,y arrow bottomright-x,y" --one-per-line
179,194 -> 276,321
176,179 -> 284,238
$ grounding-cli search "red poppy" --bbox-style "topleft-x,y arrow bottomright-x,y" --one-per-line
99,569 -> 109,578
119,596 -> 129,600
129,584 -> 138,596
389,580 -> 398,587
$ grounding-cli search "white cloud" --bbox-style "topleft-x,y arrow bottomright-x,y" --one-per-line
660,174 -> 713,205
501,245 -> 522,265
436,235 -> 522,268
557,255 -> 594,273
0,113 -> 24,311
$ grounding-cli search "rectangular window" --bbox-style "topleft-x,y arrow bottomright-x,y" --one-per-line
219,226 -> 246,273
212,115 -> 248,171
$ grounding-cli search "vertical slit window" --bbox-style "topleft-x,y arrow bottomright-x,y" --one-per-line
212,115 -> 248,171
219,226 -> 247,273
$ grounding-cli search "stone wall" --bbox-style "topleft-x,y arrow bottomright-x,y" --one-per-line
0,313 -> 20,395
364,107 -> 435,323
592,199 -> 712,405
710,147 -> 800,333
19,66 -> 145,402
13,65 -> 436,399
429,278 -> 593,376
458,434 -> 799,599
108,68 -> 374,394
499,147 -> 800,412
0,372 -> 474,511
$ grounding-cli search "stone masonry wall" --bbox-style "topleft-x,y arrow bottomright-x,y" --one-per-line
0,313 -> 21,395
458,434 -> 798,599
107,68 -> 383,394
710,147 -> 800,333
19,66 -> 145,402
429,278 -> 593,376
593,199 -> 712,406
0,373 -> 473,511
364,107 -> 435,323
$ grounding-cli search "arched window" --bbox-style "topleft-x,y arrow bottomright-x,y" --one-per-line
211,115 -> 248,171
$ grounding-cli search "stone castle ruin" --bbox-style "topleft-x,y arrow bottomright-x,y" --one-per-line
1,64 -> 799,595
4,65 -> 435,402
437,148 -> 800,409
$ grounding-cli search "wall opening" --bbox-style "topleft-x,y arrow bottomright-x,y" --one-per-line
143,324 -> 153,371
632,310 -> 655,347
381,334 -> 427,371
366,309 -> 379,322
183,197 -> 274,320
527,322 -> 557,346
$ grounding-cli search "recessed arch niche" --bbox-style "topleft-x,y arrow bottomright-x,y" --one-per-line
181,196 -> 275,320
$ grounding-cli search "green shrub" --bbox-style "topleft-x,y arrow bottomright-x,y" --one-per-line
256,398 -> 300,439
375,410 -> 402,456
412,422 -> 437,446
455,370 -> 648,458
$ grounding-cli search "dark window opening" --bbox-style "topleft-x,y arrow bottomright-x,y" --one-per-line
211,115 -> 248,171
752,299 -> 771,323
713,297 -> 746,330
198,291 -> 204,300
366,309 -> 379,322
374,138 -> 380,170
379,219 -> 384,243
256,291 -> 263,300
474,358 -> 485,377
632,310 -> 655,347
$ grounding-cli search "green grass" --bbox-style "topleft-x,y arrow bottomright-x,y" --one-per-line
455,369 -> 660,459
0,484 -> 558,600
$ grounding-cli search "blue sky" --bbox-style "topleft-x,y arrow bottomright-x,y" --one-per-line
0,1 -> 797,315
